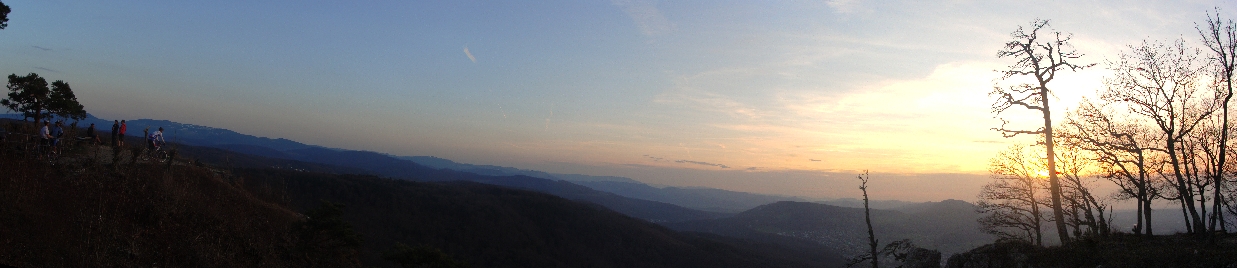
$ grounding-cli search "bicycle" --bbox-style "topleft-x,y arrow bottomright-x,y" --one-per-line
142,142 -> 170,163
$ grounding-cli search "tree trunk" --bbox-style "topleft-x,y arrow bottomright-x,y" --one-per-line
1139,151 -> 1152,236
1203,12 -> 1235,236
1168,139 -> 1206,234
1181,197 -> 1194,234
1135,198 -> 1144,235
1144,200 -> 1154,236
861,171 -> 878,268
1042,89 -> 1070,244
1031,179 -> 1043,247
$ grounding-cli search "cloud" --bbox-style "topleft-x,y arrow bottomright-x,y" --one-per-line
31,46 -> 52,51
675,159 -> 730,169
640,61 -> 1021,173
611,0 -> 673,36
463,46 -> 476,63
34,67 -> 60,73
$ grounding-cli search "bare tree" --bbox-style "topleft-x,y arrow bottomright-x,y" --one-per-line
1198,8 -> 1237,234
1102,38 -> 1218,234
1055,141 -> 1112,237
977,144 -> 1048,246
860,170 -> 878,268
990,19 -> 1093,243
1062,100 -> 1161,236
848,172 -> 937,268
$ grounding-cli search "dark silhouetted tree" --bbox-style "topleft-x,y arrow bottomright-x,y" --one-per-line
0,0 -> 8,30
1102,38 -> 1216,234
2,73 -> 87,124
977,144 -> 1047,246
847,171 -> 940,268
848,239 -> 938,268
295,201 -> 364,268
1062,100 -> 1160,236
860,170 -> 878,268
48,80 -> 86,121
3,73 -> 50,123
990,19 -> 1093,244
1197,7 -> 1236,234
1055,141 -> 1112,238
383,243 -> 469,268
0,0 -> 9,30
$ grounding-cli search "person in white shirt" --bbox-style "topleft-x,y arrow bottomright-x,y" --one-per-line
147,127 -> 165,150
38,121 -> 50,145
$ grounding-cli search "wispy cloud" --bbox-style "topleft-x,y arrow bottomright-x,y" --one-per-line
675,159 -> 729,169
611,0 -> 673,36
31,46 -> 52,51
463,46 -> 477,63
34,67 -> 60,73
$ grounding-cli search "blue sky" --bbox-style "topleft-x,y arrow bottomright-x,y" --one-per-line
1,0 -> 1233,201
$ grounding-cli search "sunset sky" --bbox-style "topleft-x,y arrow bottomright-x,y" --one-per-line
1,0 -> 1233,201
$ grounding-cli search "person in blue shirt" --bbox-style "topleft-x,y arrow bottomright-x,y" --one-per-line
50,121 -> 63,152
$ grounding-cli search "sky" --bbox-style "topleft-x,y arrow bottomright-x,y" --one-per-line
1,0 -> 1234,201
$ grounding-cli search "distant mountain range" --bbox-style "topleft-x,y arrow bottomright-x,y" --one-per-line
2,113 -> 820,213
235,168 -> 850,267
176,144 -> 725,223
669,200 -> 993,258
1,113 -> 317,151
5,114 -> 1002,260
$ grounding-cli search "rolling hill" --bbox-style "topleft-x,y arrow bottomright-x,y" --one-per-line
0,143 -> 848,267
668,200 -> 994,258
235,168 -> 850,268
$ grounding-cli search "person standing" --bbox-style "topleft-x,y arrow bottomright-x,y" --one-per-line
119,120 -> 127,147
51,121 -> 63,153
111,120 -> 120,147
38,121 -> 50,146
85,123 -> 100,145
141,125 -> 149,149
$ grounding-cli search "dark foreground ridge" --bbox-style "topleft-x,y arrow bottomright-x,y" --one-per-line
0,139 -> 845,267
945,235 -> 1237,268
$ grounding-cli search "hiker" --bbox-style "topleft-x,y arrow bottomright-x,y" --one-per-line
119,120 -> 127,147
38,121 -> 51,147
51,121 -> 64,152
111,120 -> 120,147
84,123 -> 100,145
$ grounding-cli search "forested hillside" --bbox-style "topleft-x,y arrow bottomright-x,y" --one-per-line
0,138 -> 846,267
670,201 -> 992,258
236,168 -> 847,268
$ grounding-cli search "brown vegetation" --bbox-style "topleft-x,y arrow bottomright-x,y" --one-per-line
0,141 -> 359,267
945,234 -> 1237,268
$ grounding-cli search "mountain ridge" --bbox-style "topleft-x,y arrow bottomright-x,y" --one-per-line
2,113 -> 843,213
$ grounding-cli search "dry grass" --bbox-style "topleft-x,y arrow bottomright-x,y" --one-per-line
0,145 -> 306,267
